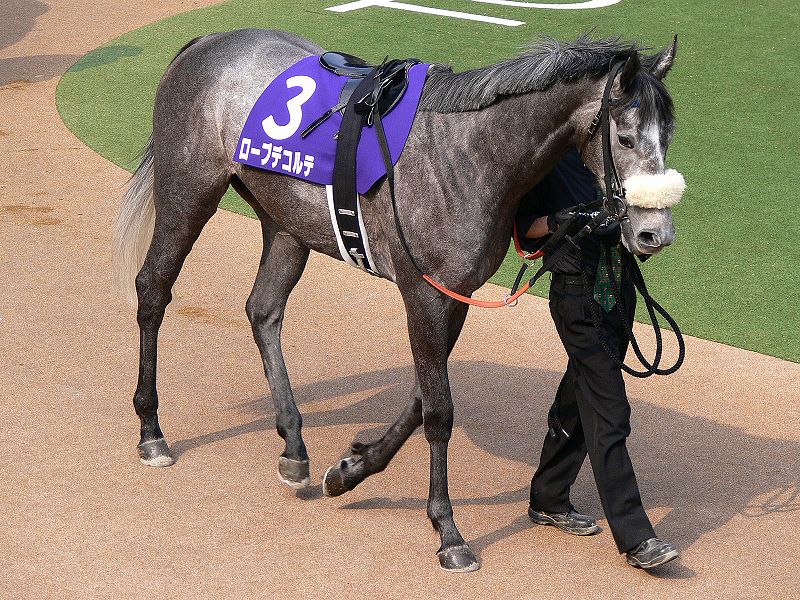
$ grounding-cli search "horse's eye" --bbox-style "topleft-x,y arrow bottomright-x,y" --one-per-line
618,135 -> 635,149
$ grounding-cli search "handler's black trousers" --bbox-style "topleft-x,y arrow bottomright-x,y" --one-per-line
530,273 -> 656,553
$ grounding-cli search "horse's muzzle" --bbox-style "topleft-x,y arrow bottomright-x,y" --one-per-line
636,226 -> 675,252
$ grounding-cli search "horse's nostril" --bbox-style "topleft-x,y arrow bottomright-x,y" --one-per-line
637,231 -> 661,247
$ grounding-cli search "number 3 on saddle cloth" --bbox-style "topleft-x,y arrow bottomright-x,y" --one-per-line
234,52 -> 431,274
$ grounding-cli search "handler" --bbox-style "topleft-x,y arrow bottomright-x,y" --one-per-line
517,148 -> 679,569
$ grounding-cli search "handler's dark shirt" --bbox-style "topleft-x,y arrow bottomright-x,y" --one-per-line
516,149 -> 603,275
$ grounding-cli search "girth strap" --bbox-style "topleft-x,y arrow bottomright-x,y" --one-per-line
331,71 -> 380,273
328,57 -> 420,274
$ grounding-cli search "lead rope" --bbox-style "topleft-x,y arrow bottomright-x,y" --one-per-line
573,241 -> 685,378
548,241 -> 686,438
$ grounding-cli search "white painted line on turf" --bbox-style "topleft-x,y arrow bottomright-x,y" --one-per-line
467,0 -> 621,8
327,0 -> 525,27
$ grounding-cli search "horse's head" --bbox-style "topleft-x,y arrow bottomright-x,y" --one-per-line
575,37 -> 684,256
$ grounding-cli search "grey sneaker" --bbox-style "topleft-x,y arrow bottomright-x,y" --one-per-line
626,537 -> 679,569
527,507 -> 602,536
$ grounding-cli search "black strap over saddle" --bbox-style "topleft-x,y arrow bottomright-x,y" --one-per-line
302,52 -> 419,138
310,51 -> 420,274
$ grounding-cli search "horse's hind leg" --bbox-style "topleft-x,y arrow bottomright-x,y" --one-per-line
323,303 -> 468,497
133,172 -> 228,467
245,216 -> 311,488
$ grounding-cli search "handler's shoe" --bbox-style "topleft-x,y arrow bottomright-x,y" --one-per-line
527,507 -> 601,536
626,537 -> 679,569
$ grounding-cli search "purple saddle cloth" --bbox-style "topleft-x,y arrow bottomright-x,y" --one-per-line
234,55 -> 430,194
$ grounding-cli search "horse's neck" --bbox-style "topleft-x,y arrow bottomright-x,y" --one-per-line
401,82 -> 590,287
425,81 -> 589,206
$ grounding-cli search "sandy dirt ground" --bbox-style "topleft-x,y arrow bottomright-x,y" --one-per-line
1,1 -> 799,598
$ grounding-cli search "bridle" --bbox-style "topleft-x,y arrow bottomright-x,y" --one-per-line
580,57 -> 629,224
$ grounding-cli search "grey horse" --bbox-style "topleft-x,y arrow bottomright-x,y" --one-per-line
113,30 -> 683,572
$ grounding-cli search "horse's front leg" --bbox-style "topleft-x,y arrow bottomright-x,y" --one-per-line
322,303 -> 468,497
403,287 -> 478,572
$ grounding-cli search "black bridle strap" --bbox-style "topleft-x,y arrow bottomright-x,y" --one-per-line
579,58 -> 628,219
600,58 -> 627,217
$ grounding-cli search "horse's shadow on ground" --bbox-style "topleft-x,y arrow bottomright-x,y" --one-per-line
0,0 -> 143,86
172,361 -> 799,570
0,0 -> 83,86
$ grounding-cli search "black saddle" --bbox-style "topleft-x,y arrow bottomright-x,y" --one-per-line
319,51 -> 375,77
301,52 -> 421,138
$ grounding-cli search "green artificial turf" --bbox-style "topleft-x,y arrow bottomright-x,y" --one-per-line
56,0 -> 800,361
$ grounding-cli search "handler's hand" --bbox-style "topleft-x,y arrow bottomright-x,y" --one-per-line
547,205 -> 590,234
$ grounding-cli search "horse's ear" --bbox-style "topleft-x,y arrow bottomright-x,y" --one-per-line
651,35 -> 678,80
619,52 -> 640,91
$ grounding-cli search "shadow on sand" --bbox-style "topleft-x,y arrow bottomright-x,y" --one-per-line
0,1 -> 82,86
1,0 -> 48,51
172,361 -> 799,576
0,2 -> 143,86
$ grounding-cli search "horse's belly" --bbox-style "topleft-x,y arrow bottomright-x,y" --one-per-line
237,168 -> 395,280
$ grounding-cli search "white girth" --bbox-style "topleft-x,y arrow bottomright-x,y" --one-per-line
623,169 -> 686,209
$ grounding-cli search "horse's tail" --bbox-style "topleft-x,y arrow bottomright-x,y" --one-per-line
112,37 -> 207,303
112,136 -> 155,304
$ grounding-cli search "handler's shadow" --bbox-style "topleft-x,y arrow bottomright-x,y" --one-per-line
0,0 -> 82,86
178,360 -> 799,561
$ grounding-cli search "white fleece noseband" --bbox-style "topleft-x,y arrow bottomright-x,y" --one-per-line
623,169 -> 686,209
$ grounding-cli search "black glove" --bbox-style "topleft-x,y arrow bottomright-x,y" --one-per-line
547,204 -> 622,245
546,204 -> 591,235
595,219 -> 621,245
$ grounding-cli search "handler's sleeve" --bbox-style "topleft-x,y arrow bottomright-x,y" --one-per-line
516,182 -> 552,252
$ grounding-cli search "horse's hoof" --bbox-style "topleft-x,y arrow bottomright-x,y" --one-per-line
322,455 -> 361,497
437,545 -> 480,573
137,438 -> 175,467
278,457 -> 310,489
322,464 -> 347,497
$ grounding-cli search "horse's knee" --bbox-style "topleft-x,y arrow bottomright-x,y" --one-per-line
245,295 -> 282,333
423,401 -> 454,443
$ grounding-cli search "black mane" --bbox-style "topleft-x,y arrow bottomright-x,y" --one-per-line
419,35 -> 674,131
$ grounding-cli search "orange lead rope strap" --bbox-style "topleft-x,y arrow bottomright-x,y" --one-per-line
421,223 -> 544,308
512,222 -> 544,262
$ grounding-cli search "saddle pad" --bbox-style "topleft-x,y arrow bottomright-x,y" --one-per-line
234,55 -> 430,194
